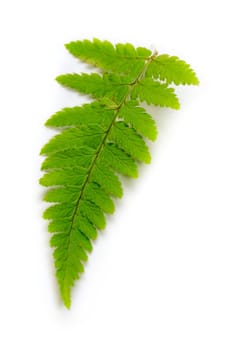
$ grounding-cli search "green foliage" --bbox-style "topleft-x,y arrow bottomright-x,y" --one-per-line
65,38 -> 151,78
146,54 -> 199,85
40,38 -> 199,308
45,102 -> 113,129
118,101 -> 157,141
133,78 -> 180,109
56,73 -> 129,103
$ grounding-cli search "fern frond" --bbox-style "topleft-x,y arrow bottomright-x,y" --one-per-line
40,38 -> 199,308
146,54 -> 199,85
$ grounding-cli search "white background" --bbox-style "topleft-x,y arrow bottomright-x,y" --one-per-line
0,0 -> 232,349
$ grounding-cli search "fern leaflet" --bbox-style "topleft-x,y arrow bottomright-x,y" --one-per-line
40,38 -> 199,308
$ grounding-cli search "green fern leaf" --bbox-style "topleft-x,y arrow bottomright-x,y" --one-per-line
56,73 -> 129,102
40,125 -> 105,155
146,54 -> 199,85
109,121 -> 151,164
101,143 -> 138,178
45,102 -> 113,129
133,78 -> 180,109
40,38 -> 199,308
119,101 -> 157,141
65,38 -> 151,77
